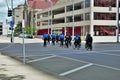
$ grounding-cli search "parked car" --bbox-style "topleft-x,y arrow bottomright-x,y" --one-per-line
19,34 -> 34,39
26,34 -> 34,38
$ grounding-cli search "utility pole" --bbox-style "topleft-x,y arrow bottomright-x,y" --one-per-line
72,0 -> 75,40
117,0 -> 119,43
46,0 -> 53,34
47,0 -> 53,34
48,11 -> 50,34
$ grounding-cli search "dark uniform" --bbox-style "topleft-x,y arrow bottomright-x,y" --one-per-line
43,33 -> 48,47
85,34 -> 93,50
51,33 -> 56,45
65,35 -> 69,48
56,34 -> 59,43
59,34 -> 64,47
74,35 -> 81,49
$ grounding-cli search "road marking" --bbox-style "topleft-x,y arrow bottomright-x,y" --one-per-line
58,55 -> 120,71
19,54 -> 52,58
58,55 -> 90,64
27,55 -> 56,63
59,63 -> 93,76
0,44 -> 13,51
73,50 -> 120,57
94,63 -> 120,71
99,50 -> 120,52
91,51 -> 120,57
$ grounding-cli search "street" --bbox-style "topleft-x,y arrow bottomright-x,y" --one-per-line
0,37 -> 120,80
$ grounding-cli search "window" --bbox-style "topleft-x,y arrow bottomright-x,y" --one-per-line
74,14 -> 83,22
85,0 -> 90,8
85,12 -> 90,20
94,0 -> 116,7
94,26 -> 116,36
74,2 -> 84,10
37,22 -> 40,26
81,2 -> 84,9
94,12 -> 116,20
80,14 -> 84,21
37,14 -> 41,19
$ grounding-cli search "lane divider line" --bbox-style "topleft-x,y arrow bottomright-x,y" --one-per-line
27,55 -> 56,63
59,63 -> 93,76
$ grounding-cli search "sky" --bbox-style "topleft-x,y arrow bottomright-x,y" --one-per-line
0,0 -> 25,23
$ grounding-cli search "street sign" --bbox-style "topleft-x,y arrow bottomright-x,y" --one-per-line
10,21 -> 14,28
22,20 -> 25,28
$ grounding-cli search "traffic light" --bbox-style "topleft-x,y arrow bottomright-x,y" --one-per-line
9,27 -> 14,30
8,10 -> 12,17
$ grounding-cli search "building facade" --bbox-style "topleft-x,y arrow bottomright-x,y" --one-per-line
14,5 -> 24,25
36,0 -> 120,42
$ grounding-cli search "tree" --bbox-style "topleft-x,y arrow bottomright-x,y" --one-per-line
25,26 -> 37,35
14,22 -> 22,36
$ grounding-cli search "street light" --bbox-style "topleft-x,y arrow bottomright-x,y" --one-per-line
71,0 -> 75,40
47,0 -> 53,34
48,11 -> 50,34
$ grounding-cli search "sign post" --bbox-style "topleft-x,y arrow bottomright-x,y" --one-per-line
22,20 -> 26,64
10,21 -> 14,43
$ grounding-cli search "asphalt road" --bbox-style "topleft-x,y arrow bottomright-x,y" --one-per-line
0,42 -> 120,80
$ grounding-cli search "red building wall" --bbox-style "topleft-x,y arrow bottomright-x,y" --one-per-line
37,29 -> 48,35
66,27 -> 81,36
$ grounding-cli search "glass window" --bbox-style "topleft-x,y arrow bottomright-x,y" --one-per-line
37,22 -> 40,26
85,12 -> 90,20
37,14 -> 40,19
81,2 -> 84,9
94,12 -> 116,20
85,0 -> 90,8
0,25 -> 2,28
94,26 -> 116,36
94,0 -> 116,7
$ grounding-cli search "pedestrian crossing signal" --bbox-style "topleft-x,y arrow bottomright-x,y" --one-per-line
8,10 -> 12,17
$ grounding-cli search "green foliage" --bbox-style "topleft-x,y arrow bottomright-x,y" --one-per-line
14,22 -> 37,36
25,26 -> 31,34
14,22 -> 22,36
25,26 -> 37,35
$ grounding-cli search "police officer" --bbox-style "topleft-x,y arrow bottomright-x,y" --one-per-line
47,34 -> 51,44
51,33 -> 56,45
59,33 -> 64,47
43,33 -> 48,47
74,35 -> 81,49
85,33 -> 93,50
56,34 -> 59,43
65,35 -> 69,48
68,35 -> 72,46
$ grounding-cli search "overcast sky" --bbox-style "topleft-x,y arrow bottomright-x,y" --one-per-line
0,0 -> 25,23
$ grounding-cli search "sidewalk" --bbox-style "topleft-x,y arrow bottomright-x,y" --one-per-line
0,36 -> 43,43
0,53 -> 62,80
0,36 -> 62,80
